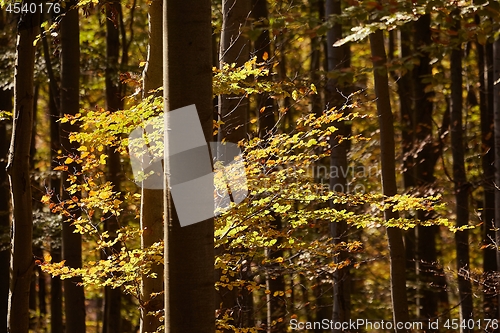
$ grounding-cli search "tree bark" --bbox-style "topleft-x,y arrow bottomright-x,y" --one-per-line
368,29 -> 410,331
6,1 -> 39,331
477,29 -> 497,319
325,0 -> 351,329
0,86 -> 13,333
450,17 -> 473,332
411,15 -> 442,326
217,0 -> 251,330
252,0 -> 275,138
103,2 -> 124,332
493,30 -> 500,324
140,1 -> 164,332
0,13 -> 12,333
59,1 -> 86,332
163,0 -> 214,332
218,0 -> 250,144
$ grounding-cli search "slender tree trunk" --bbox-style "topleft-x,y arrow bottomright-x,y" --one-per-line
411,15 -> 442,326
0,86 -> 13,333
59,2 -> 86,332
219,0 -> 250,143
389,26 -> 417,317
368,29 -> 410,331
103,2 -> 124,332
140,1 -> 164,332
48,79 -> 63,333
477,33 -> 497,318
217,1 -> 251,330
6,2 -> 39,331
163,0 -> 214,332
325,0 -> 351,329
43,27 -> 64,331
0,13 -> 12,333
493,32 -> 500,324
450,17 -> 473,332
252,0 -> 275,137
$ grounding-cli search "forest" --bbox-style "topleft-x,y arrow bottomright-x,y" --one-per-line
1,0 -> 500,332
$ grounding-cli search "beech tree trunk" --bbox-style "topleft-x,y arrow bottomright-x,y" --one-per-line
0,86 -> 12,333
103,2 -> 124,331
163,0 -> 214,332
6,1 -> 39,331
450,18 -> 473,332
492,30 -> 500,323
368,29 -> 410,331
218,0 -> 250,143
140,1 -> 164,332
59,2 -> 86,332
252,0 -> 275,137
217,0 -> 251,330
325,0 -> 351,328
477,27 -> 497,318
412,15 -> 442,325
0,13 -> 13,333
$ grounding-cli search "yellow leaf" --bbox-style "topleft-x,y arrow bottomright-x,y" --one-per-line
262,51 -> 269,61
99,191 -> 111,200
44,254 -> 52,262
65,157 -> 74,164
311,83 -> 317,94
41,195 -> 51,204
100,154 -> 108,165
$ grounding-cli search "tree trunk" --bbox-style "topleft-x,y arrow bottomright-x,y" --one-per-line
368,29 -> 410,331
6,2 -> 39,331
389,26 -> 417,317
59,2 -> 86,332
450,17 -> 473,332
0,86 -> 13,333
217,0 -> 251,330
218,0 -> 250,143
477,30 -> 497,319
163,0 -> 214,332
493,31 -> 500,323
140,1 -> 164,332
252,0 -> 275,138
48,78 -> 63,333
325,0 -> 351,329
103,2 -> 124,332
411,15 -> 442,326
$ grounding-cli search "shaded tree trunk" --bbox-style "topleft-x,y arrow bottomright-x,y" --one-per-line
0,86 -> 13,333
325,0 -> 351,329
389,26 -> 417,317
477,31 -> 497,319
218,0 -> 250,143
217,0 -> 252,330
163,0 -> 214,331
49,81 -> 63,333
412,15 -> 441,326
450,17 -> 473,332
368,29 -> 410,332
0,14 -> 12,333
493,30 -> 500,324
59,1 -> 86,332
103,2 -> 124,332
252,0 -> 275,137
140,1 -> 164,332
6,1 -> 39,331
